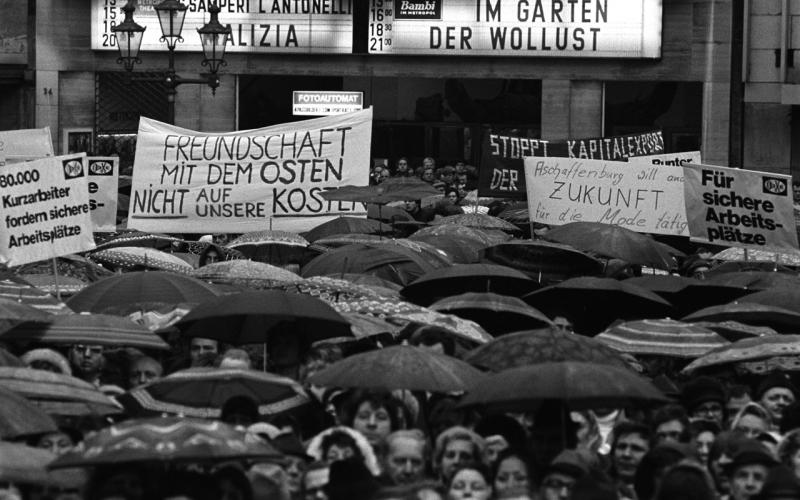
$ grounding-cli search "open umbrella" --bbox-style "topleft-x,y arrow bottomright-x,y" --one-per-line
308,344 -> 483,393
682,302 -> 800,333
738,289 -> 800,315
595,319 -> 729,358
320,177 -> 442,205
459,361 -> 669,411
0,385 -> 57,439
411,225 -> 512,246
464,328 -> 630,371
18,274 -> 87,297
0,367 -> 122,416
705,271 -> 800,291
16,254 -> 113,283
174,290 -> 352,345
690,321 -> 777,342
121,367 -> 309,419
0,275 -> 73,315
431,213 -> 520,232
301,244 -> 440,287
0,442 -> 85,487
93,231 -> 185,251
310,233 -> 386,251
0,347 -> 23,367
401,264 -> 538,306
228,230 -> 313,266
543,222 -> 677,270
323,273 -> 402,292
481,240 -> 604,280
284,276 -> 400,302
712,246 -> 800,266
184,241 -> 246,262
191,260 -> 302,289
409,234 -> 487,264
88,247 -> 194,274
1,313 -> 170,350
49,417 -> 283,469
523,277 -> 672,335
430,292 -> 553,335
66,271 -> 220,313
304,217 -> 392,243
625,275 -> 751,317
0,297 -> 52,334
496,202 -> 531,224
682,335 -> 800,374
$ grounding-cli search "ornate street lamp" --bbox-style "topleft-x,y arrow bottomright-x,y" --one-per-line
111,0 -> 231,124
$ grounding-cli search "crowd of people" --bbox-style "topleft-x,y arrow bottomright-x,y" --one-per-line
2,155 -> 800,500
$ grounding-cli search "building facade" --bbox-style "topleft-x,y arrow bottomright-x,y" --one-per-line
4,1 -> 790,177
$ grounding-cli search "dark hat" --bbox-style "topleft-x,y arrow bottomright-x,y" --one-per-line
682,376 -> 726,410
724,439 -> 778,474
756,372 -> 798,400
544,449 -> 592,479
270,433 -> 312,461
753,465 -> 800,500
324,458 -> 381,500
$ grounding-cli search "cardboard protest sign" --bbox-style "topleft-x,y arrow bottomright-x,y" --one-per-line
128,108 -> 373,233
0,154 -> 95,266
524,157 -> 688,236
683,164 -> 798,251
87,157 -> 120,232
478,130 -> 665,198
0,127 -> 54,160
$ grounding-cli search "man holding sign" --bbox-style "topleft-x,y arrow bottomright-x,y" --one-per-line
682,164 -> 799,251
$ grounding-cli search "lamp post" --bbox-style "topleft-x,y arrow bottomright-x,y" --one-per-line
112,0 -> 231,125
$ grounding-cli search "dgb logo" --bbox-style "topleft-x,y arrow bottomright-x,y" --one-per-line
88,160 -> 113,176
762,176 -> 787,196
62,158 -> 85,179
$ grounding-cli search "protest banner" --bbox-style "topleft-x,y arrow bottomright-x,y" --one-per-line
627,151 -> 701,167
478,130 -> 665,198
0,127 -> 54,160
0,154 -> 95,267
523,157 -> 688,236
128,108 -> 373,233
683,163 -> 799,251
87,157 -> 120,232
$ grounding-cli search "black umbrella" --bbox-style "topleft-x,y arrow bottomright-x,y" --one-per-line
682,302 -> 800,333
401,264 -> 538,306
625,275 -> 751,317
174,290 -> 352,345
523,277 -> 672,335
430,292 -> 553,335
481,240 -> 604,281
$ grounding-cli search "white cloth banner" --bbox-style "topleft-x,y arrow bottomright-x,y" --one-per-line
128,109 -> 373,233
523,157 -> 689,236
0,127 -> 54,160
87,157 -> 120,232
0,154 -> 95,266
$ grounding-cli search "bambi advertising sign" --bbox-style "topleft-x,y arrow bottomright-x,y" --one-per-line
128,108 -> 373,233
683,164 -> 799,251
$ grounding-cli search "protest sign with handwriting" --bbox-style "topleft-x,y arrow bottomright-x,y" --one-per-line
128,109 -> 373,233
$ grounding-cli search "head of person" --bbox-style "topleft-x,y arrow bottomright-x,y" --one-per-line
190,337 -> 219,367
423,157 -> 435,170
421,167 -> 436,183
539,450 -> 590,500
633,443 -> 692,500
218,348 -> 251,370
302,461 -> 329,500
753,464 -> 800,500
683,376 -> 727,424
21,348 -> 72,376
396,157 -> 410,174
404,199 -> 422,214
374,166 -> 390,184
220,395 -> 259,427
611,421 -> 652,482
552,316 -> 574,333
731,402 -> 773,440
269,432 -> 311,496
34,429 -> 78,456
67,344 -> 105,380
382,429 -> 428,485
128,355 -> 162,389
440,166 -> 455,184
777,429 -> 800,480
321,429 -> 364,465
408,326 -> 456,356
691,418 -> 722,466
652,404 -> 692,445
708,431 -> 752,495
474,414 -> 527,466
491,448 -> 534,498
299,344 -> 343,388
725,439 -> 779,500
199,245 -> 223,266
445,188 -> 459,205
728,385 -> 754,423
756,373 -> 797,426
446,464 -> 492,500
341,390 -> 408,447
433,426 -> 486,483
654,461 -> 717,500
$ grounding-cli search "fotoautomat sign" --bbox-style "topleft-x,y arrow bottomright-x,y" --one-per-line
368,0 -> 662,57
128,108 -> 373,234
683,164 -> 798,251
0,154 -> 95,266
92,0 -> 353,54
